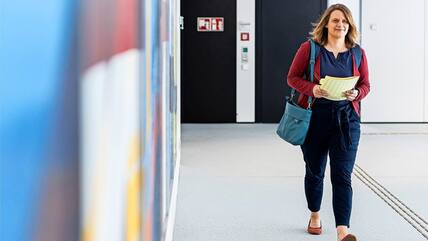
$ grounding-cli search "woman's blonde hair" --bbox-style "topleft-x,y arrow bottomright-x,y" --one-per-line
310,4 -> 359,48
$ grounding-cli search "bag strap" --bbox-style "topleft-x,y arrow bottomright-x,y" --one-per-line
351,44 -> 362,69
290,39 -> 318,109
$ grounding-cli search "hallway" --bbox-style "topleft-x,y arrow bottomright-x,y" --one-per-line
174,124 -> 428,241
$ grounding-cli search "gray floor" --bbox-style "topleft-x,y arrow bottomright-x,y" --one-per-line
174,124 -> 428,241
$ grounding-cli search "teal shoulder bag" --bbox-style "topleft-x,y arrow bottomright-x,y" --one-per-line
276,39 -> 318,145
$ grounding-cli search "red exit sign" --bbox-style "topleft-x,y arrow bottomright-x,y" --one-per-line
197,17 -> 224,32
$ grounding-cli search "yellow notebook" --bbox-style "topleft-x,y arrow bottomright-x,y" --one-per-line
319,75 -> 359,101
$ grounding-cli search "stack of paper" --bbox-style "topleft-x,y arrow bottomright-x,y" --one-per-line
319,75 -> 359,101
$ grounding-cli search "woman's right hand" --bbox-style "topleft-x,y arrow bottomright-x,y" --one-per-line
313,85 -> 329,98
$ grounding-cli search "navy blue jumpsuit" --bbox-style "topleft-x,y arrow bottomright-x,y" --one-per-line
301,46 -> 361,227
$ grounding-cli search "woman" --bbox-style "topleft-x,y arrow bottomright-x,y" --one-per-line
287,4 -> 370,241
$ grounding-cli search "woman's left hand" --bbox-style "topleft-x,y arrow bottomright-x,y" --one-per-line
344,89 -> 359,101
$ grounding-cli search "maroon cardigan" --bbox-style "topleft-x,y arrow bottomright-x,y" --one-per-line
287,41 -> 370,116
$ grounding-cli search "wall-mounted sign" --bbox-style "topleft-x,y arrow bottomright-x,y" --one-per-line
238,21 -> 251,31
197,17 -> 224,32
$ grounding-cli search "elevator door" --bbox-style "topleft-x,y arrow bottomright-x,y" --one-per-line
181,0 -> 237,123
256,0 -> 326,122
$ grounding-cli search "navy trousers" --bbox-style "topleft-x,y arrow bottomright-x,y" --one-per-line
301,99 -> 361,227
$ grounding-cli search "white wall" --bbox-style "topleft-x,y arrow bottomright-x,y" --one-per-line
425,0 -> 428,121
236,0 -> 255,122
361,0 -> 426,122
330,0 -> 428,122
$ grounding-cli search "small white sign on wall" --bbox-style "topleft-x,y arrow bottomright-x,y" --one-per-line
197,17 -> 224,32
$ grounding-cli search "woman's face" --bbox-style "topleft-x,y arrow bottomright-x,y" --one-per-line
326,10 -> 349,39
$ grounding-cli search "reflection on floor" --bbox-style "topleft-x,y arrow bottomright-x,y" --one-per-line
174,124 -> 428,241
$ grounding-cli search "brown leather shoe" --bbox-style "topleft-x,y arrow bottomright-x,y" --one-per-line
307,219 -> 322,235
340,233 -> 357,241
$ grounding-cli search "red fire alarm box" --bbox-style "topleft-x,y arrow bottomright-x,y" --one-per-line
241,32 -> 250,41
